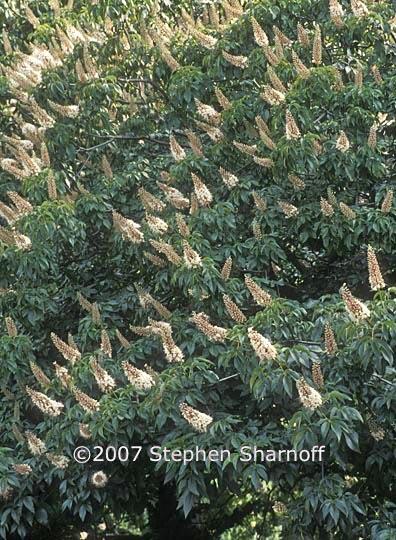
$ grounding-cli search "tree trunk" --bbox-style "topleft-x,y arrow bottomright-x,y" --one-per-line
150,483 -> 210,540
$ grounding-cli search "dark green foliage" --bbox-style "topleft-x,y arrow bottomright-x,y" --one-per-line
1,0 -> 396,539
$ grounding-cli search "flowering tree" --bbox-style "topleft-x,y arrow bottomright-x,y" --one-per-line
1,0 -> 396,539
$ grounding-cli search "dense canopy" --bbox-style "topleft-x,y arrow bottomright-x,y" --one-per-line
0,0 -> 396,538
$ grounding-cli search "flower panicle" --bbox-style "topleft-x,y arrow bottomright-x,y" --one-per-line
312,24 -> 322,65
5,316 -> 18,337
194,98 -> 221,125
261,85 -> 285,106
351,0 -> 369,17
248,327 -> 277,361
259,128 -> 277,150
320,197 -> 334,217
221,256 -> 233,280
169,134 -> 186,161
90,357 -> 116,393
12,463 -> 32,476
7,191 -> 33,215
25,5 -> 40,27
26,386 -> 64,416
336,131 -> 350,152
297,377 -> 322,409
77,291 -> 93,312
176,213 -> 190,237
138,188 -> 166,213
273,501 -> 288,513
183,240 -> 202,268
233,141 -> 257,155
100,329 -> 112,357
79,423 -> 92,440
157,182 -> 190,210
341,284 -> 370,322
279,201 -> 299,217
367,415 -> 385,441
285,110 -> 301,139
367,123 -> 377,149
254,156 -> 274,168
252,220 -> 262,239
333,68 -> 344,89
267,66 -> 287,93
252,191 -> 267,211
91,470 -> 108,488
381,190 -> 393,213
367,245 -> 385,291
13,424 -> 24,442
219,167 -> 239,188
245,275 -> 272,306
190,312 -> 227,342
25,430 -> 47,455
339,202 -> 356,219
222,50 -> 249,68
179,402 -> 213,432
53,362 -> 72,389
288,175 -> 305,190
2,29 -> 12,54
46,453 -> 70,469
115,329 -> 131,349
1,159 -> 30,180
255,116 -> 270,136
329,0 -> 345,27
185,129 -> 204,157
136,284 -> 172,319
73,387 -> 100,413
113,210 -> 144,244
324,322 -> 338,354
297,23 -> 309,46
208,5 -> 220,29
355,65 -> 363,88
272,25 -> 291,46
30,360 -> 51,387
0,201 -> 19,225
152,35 -> 180,71
371,65 -> 383,84
122,361 -> 155,390
48,99 -> 79,118
223,0 -> 244,18
292,51 -> 310,78
144,251 -> 167,267
223,294 -> 246,323
251,16 -> 269,47
191,172 -> 213,207
0,227 -> 32,250
47,171 -> 58,200
312,361 -> 324,388
102,156 -> 113,178
149,239 -> 182,266
145,213 -> 168,235
51,332 -> 81,364
194,120 -> 224,142
189,26 -> 217,49
154,321 -> 184,363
